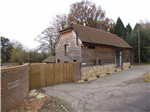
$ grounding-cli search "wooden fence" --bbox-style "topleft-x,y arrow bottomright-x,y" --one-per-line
29,62 -> 78,90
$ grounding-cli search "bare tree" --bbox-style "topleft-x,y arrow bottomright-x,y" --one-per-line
35,13 -> 68,55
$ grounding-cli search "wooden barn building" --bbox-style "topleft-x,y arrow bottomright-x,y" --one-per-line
55,23 -> 133,67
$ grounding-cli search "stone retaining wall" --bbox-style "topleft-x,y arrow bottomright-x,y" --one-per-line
1,63 -> 29,112
81,64 -> 115,79
123,62 -> 130,68
81,63 -> 131,80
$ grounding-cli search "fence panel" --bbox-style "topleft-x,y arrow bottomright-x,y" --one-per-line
29,64 -> 37,90
59,63 -> 64,84
66,63 -> 74,82
29,62 -> 79,90
45,64 -> 51,87
63,63 -> 67,83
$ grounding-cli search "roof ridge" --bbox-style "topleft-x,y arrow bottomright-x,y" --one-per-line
73,23 -> 129,43
73,23 -> 116,36
60,23 -> 132,48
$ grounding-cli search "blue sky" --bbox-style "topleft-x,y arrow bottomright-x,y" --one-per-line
0,0 -> 150,49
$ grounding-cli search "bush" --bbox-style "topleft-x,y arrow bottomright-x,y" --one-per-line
121,67 -> 124,70
18,60 -> 23,65
84,78 -> 88,81
115,70 -> 117,72
97,75 -> 100,78
106,73 -> 110,75
129,66 -> 131,68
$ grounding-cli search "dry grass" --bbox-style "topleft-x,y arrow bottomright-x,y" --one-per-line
141,72 -> 150,82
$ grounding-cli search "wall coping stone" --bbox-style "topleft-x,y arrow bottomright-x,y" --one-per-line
1,63 -> 29,71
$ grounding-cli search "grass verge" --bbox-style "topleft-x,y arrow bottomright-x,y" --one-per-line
141,72 -> 150,82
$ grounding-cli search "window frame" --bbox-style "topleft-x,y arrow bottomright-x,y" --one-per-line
64,44 -> 69,56
88,46 -> 95,49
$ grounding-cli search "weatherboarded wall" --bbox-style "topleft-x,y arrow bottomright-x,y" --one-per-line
1,63 -> 29,112
81,44 -> 115,66
81,43 -> 132,66
55,31 -> 82,63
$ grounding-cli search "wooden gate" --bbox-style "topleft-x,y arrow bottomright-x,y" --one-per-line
29,63 -> 74,90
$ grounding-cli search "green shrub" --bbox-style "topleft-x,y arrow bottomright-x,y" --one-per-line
115,70 -> 117,72
84,78 -> 88,81
129,66 -> 131,68
97,75 -> 100,78
18,60 -> 23,65
121,68 -> 124,70
106,73 -> 110,75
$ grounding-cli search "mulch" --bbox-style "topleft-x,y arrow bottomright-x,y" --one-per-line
8,89 -> 71,112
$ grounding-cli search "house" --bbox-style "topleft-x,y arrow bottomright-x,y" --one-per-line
42,56 -> 56,63
55,23 -> 133,67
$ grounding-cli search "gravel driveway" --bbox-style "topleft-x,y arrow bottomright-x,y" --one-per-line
43,65 -> 150,112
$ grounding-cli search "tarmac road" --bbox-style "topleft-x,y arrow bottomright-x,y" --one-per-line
43,65 -> 150,112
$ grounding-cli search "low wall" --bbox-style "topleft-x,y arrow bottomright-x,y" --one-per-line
1,63 -> 29,112
81,64 -> 115,79
123,62 -> 130,68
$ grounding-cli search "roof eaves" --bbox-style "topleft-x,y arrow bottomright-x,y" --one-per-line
59,27 -> 74,33
82,41 -> 132,49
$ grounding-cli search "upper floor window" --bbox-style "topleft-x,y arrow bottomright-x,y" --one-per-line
65,44 -> 69,56
88,46 -> 95,49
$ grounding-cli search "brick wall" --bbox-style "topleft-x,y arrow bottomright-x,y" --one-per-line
1,63 -> 29,112
73,62 -> 81,81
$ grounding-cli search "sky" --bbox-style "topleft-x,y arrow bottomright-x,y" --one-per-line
0,0 -> 150,50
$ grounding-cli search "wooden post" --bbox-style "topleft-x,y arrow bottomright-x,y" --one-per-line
138,28 -> 140,65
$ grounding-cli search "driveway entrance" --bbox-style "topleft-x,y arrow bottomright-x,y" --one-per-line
43,65 -> 150,112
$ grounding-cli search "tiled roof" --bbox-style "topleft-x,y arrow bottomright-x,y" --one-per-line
43,56 -> 55,62
60,23 -> 132,48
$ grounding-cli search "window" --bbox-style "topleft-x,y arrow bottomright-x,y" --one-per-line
64,44 -> 69,56
57,59 -> 60,63
88,46 -> 95,49
99,60 -> 102,65
94,60 -> 96,65
73,60 -> 77,62
64,61 -> 68,63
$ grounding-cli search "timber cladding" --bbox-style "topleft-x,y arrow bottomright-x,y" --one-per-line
1,63 -> 29,112
55,31 -> 82,63
81,44 -> 115,65
81,43 -> 132,66
29,62 -> 81,90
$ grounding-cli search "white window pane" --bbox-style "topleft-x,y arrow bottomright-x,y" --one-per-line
66,45 -> 68,52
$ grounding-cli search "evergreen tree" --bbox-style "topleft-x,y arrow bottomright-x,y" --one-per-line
127,22 -> 150,63
126,23 -> 132,34
114,17 -> 126,40
0,36 -> 9,62
125,23 -> 132,43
